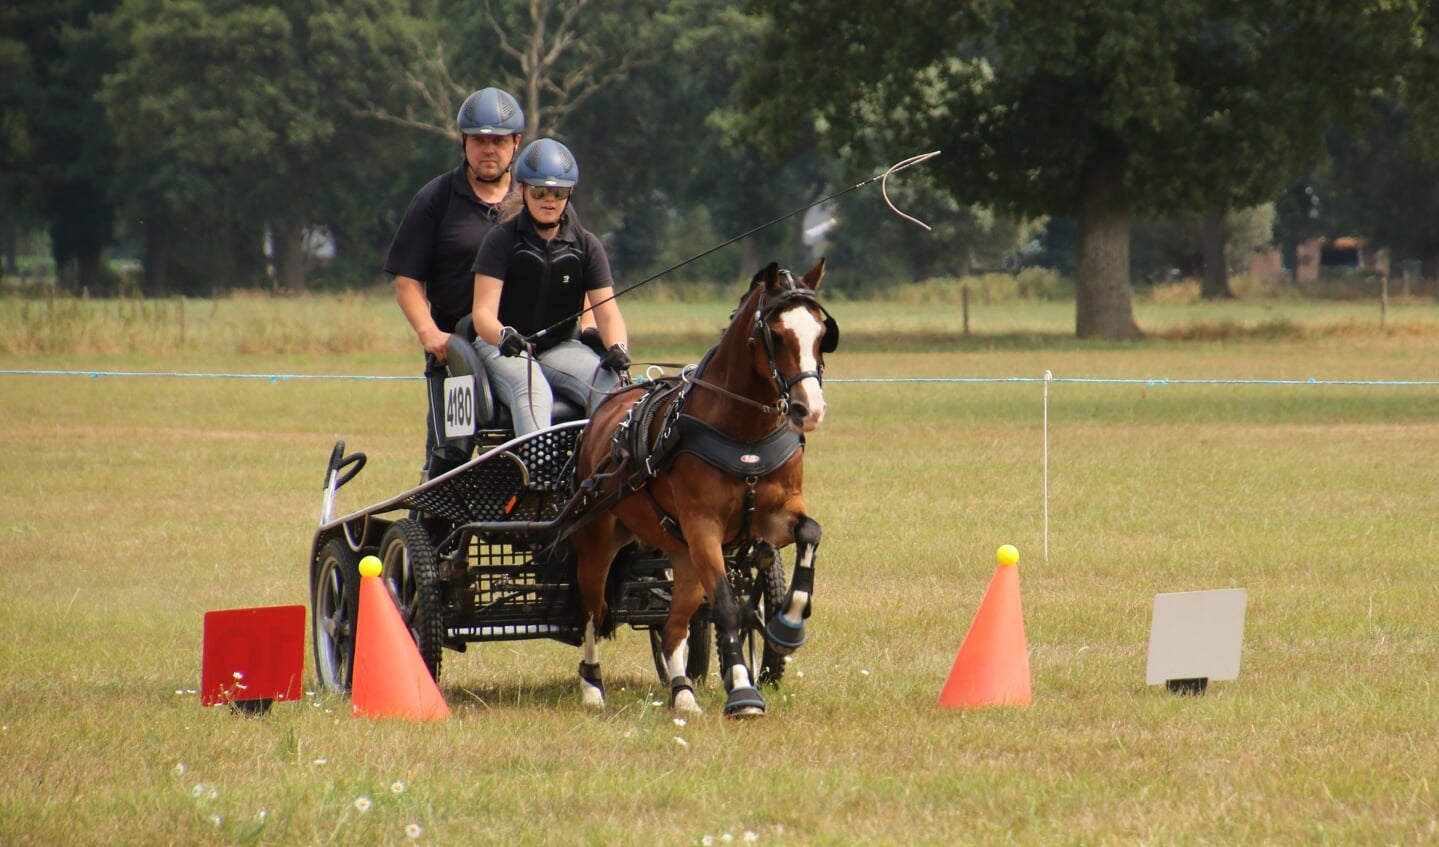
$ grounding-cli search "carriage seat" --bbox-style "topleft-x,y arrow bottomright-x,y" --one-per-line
442,316 -> 588,443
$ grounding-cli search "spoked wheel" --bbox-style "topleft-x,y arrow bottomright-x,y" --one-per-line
726,546 -> 789,687
649,617 -> 713,686
312,537 -> 359,693
377,519 -> 445,682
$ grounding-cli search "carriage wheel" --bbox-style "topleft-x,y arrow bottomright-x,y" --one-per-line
649,617 -> 712,686
740,550 -> 789,686
311,537 -> 359,693
377,519 -> 446,682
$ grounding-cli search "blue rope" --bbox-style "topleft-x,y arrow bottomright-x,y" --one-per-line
830,376 -> 1439,386
1,369 -> 1436,387
0,369 -> 414,382
2,366 -> 1439,385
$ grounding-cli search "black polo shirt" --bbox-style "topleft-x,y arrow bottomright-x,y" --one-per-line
384,166 -> 502,333
472,208 -> 614,349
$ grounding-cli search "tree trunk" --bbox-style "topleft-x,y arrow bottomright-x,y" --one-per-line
1075,159 -> 1141,339
271,221 -> 308,293
76,251 -> 104,296
738,235 -> 760,283
1200,206 -> 1234,299
2,224 -> 17,275
143,217 -> 170,296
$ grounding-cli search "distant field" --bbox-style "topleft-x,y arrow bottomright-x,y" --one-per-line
1,284 -> 1434,359
2,297 -> 1438,844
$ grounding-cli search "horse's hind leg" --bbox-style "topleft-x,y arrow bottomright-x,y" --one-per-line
660,554 -> 704,715
573,518 -> 624,710
766,514 -> 821,656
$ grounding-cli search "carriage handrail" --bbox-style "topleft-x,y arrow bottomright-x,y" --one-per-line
316,421 -> 588,532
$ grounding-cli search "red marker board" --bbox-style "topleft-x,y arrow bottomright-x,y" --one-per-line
201,605 -> 306,708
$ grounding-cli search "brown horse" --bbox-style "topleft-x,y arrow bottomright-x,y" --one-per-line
568,259 -> 834,718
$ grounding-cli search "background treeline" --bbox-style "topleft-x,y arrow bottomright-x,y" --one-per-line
2,1 -> 1436,323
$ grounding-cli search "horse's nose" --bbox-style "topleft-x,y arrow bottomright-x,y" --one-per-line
787,400 -> 809,429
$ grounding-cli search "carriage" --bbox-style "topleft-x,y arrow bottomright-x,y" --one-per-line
307,260 -> 831,717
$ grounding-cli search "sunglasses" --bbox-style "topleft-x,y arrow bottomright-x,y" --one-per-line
526,185 -> 571,201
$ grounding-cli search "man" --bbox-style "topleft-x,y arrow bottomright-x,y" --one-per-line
384,87 -> 524,478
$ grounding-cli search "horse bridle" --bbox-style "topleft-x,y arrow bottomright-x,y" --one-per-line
684,270 -> 840,419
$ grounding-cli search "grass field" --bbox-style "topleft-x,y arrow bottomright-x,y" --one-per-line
2,292 -> 1439,845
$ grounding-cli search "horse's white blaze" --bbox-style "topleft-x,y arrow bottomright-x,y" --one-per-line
778,309 -> 826,430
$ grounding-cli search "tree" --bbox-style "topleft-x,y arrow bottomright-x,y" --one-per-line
742,0 -> 1418,337
1327,98 -> 1439,278
4,0 -> 121,292
350,0 -> 688,141
100,0 -> 435,293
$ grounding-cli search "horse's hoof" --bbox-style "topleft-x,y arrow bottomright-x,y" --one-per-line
764,614 -> 806,656
579,661 -> 605,709
670,676 -> 703,715
723,685 -> 766,719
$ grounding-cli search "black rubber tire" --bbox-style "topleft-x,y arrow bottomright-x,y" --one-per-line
311,537 -> 359,693
754,555 -> 789,685
378,519 -> 446,682
650,616 -> 713,686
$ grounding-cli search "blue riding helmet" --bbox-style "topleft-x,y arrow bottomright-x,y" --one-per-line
457,88 -> 524,136
514,138 -> 580,188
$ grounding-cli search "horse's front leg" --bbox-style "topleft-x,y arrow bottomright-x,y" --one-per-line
765,513 -> 821,656
690,529 -> 766,719
659,552 -> 704,715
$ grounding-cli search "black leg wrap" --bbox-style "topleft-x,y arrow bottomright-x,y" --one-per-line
794,515 -> 822,548
764,564 -> 814,655
578,660 -> 604,697
788,565 -> 815,613
668,675 -> 695,708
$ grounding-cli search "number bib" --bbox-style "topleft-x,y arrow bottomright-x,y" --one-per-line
443,375 -> 476,439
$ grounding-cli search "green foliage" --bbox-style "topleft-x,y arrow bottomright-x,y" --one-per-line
1131,204 -> 1275,282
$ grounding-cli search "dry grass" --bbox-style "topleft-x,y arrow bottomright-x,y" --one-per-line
2,303 -> 1439,844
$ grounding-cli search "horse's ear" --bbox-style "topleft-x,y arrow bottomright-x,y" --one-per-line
760,261 -> 783,293
802,257 -> 826,291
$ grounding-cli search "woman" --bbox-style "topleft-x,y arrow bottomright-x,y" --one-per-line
470,138 -> 630,436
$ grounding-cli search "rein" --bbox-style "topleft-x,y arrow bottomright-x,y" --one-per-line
681,364 -> 788,418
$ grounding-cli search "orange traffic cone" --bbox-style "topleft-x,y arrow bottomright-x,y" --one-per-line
351,556 -> 450,720
936,545 -> 1031,709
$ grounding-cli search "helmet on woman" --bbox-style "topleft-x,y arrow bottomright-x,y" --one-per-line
456,88 -> 524,136
514,138 -> 580,188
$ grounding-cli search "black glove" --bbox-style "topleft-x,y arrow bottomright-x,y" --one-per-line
600,343 -> 631,372
578,326 -> 606,356
498,326 -> 528,357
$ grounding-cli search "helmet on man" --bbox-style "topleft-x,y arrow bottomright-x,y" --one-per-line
514,138 -> 580,188
456,88 -> 524,136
